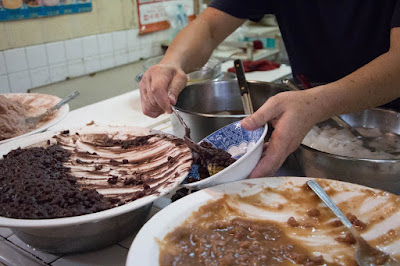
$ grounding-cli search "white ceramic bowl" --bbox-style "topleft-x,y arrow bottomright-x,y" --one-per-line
183,120 -> 268,189
127,177 -> 400,265
0,126 -> 193,254
0,93 -> 69,145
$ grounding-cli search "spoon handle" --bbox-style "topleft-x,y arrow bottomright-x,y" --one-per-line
234,59 -> 254,115
50,90 -> 80,112
306,180 -> 353,229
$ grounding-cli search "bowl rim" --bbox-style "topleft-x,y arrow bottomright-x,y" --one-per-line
175,80 -> 287,118
299,107 -> 400,162
126,176 -> 400,266
298,143 -> 400,162
0,125 -> 192,228
183,121 -> 268,188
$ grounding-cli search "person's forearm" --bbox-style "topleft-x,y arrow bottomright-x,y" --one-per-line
160,8 -> 245,73
310,30 -> 400,122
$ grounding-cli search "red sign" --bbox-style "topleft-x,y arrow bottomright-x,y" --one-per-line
137,0 -> 195,34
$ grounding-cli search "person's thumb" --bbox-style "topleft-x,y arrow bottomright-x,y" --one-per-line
168,74 -> 188,105
241,95 -> 284,130
241,115 -> 261,131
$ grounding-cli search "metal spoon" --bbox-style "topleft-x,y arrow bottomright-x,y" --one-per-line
171,105 -> 216,155
25,90 -> 80,126
307,180 -> 399,266
282,79 -> 400,155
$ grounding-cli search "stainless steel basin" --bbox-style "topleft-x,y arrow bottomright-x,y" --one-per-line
171,80 -> 288,142
295,108 -> 400,195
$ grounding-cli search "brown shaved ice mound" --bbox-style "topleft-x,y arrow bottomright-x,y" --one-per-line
0,95 -> 35,141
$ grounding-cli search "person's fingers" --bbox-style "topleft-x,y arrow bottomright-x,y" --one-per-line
248,115 -> 302,178
140,77 -> 164,117
148,73 -> 172,114
241,96 -> 283,131
167,71 -> 188,105
141,96 -> 163,118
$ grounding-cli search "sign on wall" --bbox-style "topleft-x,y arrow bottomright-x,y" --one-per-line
0,0 -> 92,21
137,0 -> 195,34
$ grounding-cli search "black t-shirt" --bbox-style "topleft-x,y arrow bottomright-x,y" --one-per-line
210,0 -> 400,110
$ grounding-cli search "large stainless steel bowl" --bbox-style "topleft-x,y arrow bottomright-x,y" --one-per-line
136,56 -> 224,84
11,204 -> 152,254
295,108 -> 400,195
171,80 -> 288,142
0,126 -> 193,254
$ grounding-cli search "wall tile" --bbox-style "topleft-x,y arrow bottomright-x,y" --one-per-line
128,49 -> 140,63
112,31 -> 128,52
9,71 -> 31,93
126,29 -> 140,50
97,33 -> 114,54
138,46 -> 152,60
65,38 -> 83,61
0,28 -> 167,93
67,59 -> 85,78
0,75 -> 10,93
30,67 -> 51,88
46,42 -> 67,65
82,35 -> 99,58
0,52 -> 7,75
50,63 -> 68,83
4,48 -> 28,73
26,45 -> 48,69
84,56 -> 101,74
114,50 -> 129,66
100,53 -> 115,70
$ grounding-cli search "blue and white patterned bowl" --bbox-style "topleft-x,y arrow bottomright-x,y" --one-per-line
183,121 -> 268,189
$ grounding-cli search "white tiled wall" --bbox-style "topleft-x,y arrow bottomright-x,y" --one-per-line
0,28 -> 169,93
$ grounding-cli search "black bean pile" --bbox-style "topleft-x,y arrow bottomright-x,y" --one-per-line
0,145 -> 113,219
189,141 -> 236,182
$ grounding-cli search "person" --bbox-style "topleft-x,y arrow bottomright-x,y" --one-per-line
139,1 -> 400,178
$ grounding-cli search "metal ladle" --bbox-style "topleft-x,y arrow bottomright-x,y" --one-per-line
282,79 -> 400,155
171,105 -> 216,155
307,180 -> 399,266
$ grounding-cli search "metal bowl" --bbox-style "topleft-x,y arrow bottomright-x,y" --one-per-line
171,80 -> 288,142
295,108 -> 400,195
0,126 -> 193,254
136,56 -> 223,84
10,204 -> 152,254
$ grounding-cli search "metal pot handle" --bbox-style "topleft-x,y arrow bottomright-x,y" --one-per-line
135,72 -> 144,82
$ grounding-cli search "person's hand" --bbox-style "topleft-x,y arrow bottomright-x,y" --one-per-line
139,63 -> 188,118
241,89 -> 323,178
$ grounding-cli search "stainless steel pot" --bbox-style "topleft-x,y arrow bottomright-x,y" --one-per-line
295,108 -> 400,195
171,80 -> 288,142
